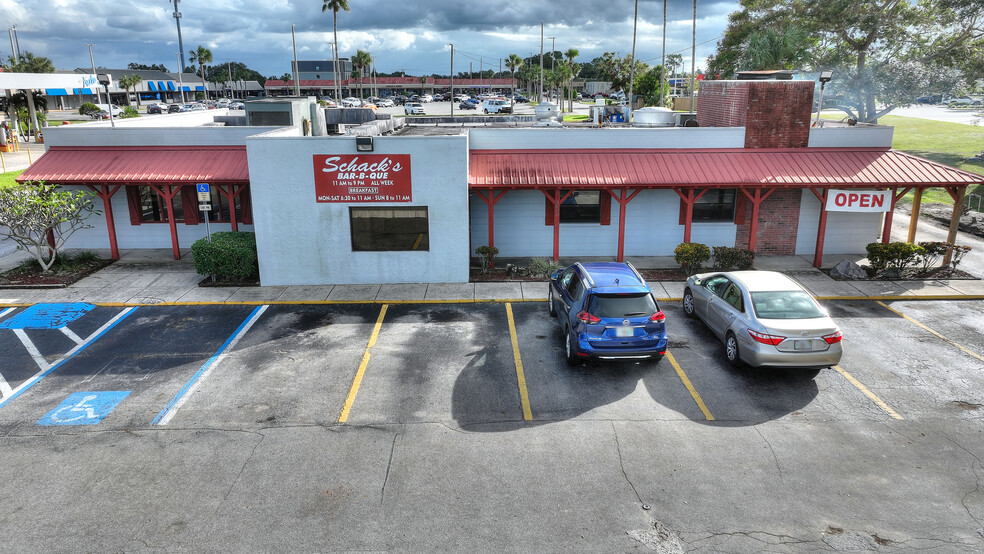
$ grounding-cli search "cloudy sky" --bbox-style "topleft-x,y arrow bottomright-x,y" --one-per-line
1,0 -> 737,77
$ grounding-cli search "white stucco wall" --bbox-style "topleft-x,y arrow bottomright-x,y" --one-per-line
469,127 -> 746,150
795,189 -> 884,255
246,134 -> 469,285
469,189 -> 737,258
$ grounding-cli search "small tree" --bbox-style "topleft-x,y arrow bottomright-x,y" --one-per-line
0,183 -> 99,272
80,102 -> 101,119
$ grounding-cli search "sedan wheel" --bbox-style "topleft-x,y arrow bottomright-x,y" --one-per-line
725,332 -> 742,367
548,287 -> 556,316
682,289 -> 695,317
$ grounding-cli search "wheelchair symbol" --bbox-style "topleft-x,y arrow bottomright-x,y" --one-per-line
49,394 -> 99,423
37,391 -> 131,426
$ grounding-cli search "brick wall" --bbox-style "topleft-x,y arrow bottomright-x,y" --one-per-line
735,189 -> 802,255
697,80 -> 815,148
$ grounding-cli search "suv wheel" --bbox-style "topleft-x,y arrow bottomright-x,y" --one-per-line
565,329 -> 580,366
484,109 -> 489,114
548,287 -> 556,316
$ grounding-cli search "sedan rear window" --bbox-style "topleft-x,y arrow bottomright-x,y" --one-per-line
587,294 -> 657,318
750,291 -> 825,319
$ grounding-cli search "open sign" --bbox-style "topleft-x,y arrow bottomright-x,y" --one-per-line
825,190 -> 891,212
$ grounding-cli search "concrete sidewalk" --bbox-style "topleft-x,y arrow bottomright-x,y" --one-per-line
2,249 -> 983,306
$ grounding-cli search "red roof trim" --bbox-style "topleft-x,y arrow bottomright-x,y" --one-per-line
468,148 -> 983,189
16,146 -> 250,185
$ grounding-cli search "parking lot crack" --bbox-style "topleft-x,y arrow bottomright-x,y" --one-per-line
938,431 -> 984,528
754,427 -> 785,486
611,422 -> 645,507
381,431 -> 401,506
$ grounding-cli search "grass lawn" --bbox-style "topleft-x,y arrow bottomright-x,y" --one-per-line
821,114 -> 984,207
0,170 -> 24,188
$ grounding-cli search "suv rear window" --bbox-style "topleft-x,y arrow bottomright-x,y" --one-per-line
587,293 -> 657,318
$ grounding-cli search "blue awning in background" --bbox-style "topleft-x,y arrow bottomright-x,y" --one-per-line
166,81 -> 176,91
158,81 -> 166,91
44,88 -> 69,96
181,85 -> 191,91
195,85 -> 204,91
147,81 -> 158,91
74,87 -> 95,95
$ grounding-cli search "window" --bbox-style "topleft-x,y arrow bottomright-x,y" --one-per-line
350,207 -> 429,251
126,185 -> 252,225
544,190 -> 611,225
693,189 -> 736,221
135,186 -> 185,223
567,273 -> 583,299
203,188 -> 251,224
721,283 -> 744,312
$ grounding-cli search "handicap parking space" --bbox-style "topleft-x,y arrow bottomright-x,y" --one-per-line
0,304 -> 260,431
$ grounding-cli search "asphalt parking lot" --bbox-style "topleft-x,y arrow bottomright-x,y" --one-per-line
2,298 -> 984,551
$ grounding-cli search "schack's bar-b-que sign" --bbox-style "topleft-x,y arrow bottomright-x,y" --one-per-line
313,154 -> 412,203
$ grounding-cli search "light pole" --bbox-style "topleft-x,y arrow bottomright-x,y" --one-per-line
170,0 -> 185,72
175,52 -> 185,103
814,70 -> 833,127
539,22 -> 544,102
689,0 -> 697,114
86,43 -> 101,104
628,0 -> 638,114
227,58 -> 232,99
449,43 -> 454,117
97,74 -> 115,128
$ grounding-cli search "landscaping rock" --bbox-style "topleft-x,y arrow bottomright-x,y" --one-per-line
831,259 -> 868,279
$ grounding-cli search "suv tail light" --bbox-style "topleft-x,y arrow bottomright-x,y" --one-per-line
577,311 -> 601,324
748,329 -> 785,346
822,331 -> 843,344
649,311 -> 666,323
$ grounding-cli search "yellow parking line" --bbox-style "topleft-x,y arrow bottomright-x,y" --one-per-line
505,303 -> 533,421
876,301 -> 984,364
338,304 -> 388,423
666,351 -> 714,421
832,365 -> 903,420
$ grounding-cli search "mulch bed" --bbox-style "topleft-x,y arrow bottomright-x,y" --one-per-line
0,258 -> 115,287
823,266 -> 978,281
198,275 -> 260,287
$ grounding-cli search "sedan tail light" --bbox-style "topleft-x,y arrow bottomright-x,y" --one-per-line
748,329 -> 785,346
577,311 -> 601,324
822,331 -> 843,344
649,311 -> 666,323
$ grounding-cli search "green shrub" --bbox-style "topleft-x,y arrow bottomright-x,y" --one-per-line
527,257 -> 562,278
79,102 -> 101,119
674,242 -> 711,275
475,245 -> 499,273
712,246 -> 755,270
866,241 -> 925,271
917,241 -> 948,272
191,231 -> 258,281
121,106 -> 139,118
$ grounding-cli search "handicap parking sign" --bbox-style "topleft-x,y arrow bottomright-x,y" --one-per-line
37,391 -> 130,426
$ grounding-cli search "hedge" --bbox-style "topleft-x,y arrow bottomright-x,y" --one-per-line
191,231 -> 258,280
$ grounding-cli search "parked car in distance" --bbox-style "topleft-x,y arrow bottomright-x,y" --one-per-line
229,102 -> 245,110
376,98 -> 395,108
682,270 -> 843,371
453,94 -> 470,102
94,104 -> 124,119
914,94 -> 942,104
391,95 -> 408,105
459,98 -> 479,110
548,262 -> 667,365
419,94 -> 433,103
168,104 -> 183,113
182,103 -> 207,112
946,96 -> 982,107
481,99 -> 512,114
145,103 -> 167,114
510,94 -> 529,103
341,97 -> 362,107
404,102 -> 425,115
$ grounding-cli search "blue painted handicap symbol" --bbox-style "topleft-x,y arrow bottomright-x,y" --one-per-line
0,303 -> 95,330
37,391 -> 131,426
197,183 -> 209,193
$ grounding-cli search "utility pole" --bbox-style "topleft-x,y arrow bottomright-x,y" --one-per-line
480,58 -> 483,94
449,43 -> 454,117
539,22 -> 544,103
227,58 -> 232,98
661,0 -> 667,107
86,43 -> 101,104
690,0 -> 697,113
291,24 -> 300,96
628,0 -> 638,114
175,52 -> 186,103
170,1 -> 185,71
11,24 -> 20,59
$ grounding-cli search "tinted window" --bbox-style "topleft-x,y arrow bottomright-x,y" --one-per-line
587,294 -> 657,318
751,291 -> 825,319
566,273 -> 582,296
721,284 -> 744,311
694,189 -> 736,221
559,268 -> 575,289
560,190 -> 601,223
350,207 -> 429,251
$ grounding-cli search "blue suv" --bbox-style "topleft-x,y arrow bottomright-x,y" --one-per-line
548,262 -> 668,365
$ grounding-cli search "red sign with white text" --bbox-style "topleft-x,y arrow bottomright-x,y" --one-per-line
313,154 -> 412,203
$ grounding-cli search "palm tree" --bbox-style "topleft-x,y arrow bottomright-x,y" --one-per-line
321,0 -> 351,102
506,54 -> 523,110
353,49 -> 372,97
189,45 -> 213,99
564,48 -> 579,112
2,51 -> 55,73
118,74 -> 143,106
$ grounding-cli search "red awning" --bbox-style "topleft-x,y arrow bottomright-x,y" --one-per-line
16,146 -> 249,185
468,148 -> 983,189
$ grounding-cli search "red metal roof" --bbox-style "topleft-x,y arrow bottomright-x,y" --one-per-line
469,148 -> 983,189
16,146 -> 250,185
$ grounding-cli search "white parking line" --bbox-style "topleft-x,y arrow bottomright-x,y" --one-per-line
152,305 -> 268,425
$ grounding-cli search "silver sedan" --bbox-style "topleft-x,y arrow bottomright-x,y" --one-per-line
682,270 -> 843,370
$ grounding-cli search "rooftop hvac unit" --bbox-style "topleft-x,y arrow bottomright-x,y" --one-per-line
675,112 -> 697,127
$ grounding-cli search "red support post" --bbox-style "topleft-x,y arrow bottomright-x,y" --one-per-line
608,188 -> 640,262
880,187 -> 910,243
739,187 -> 774,252
674,188 -> 708,243
542,189 -> 572,261
99,184 -> 122,259
809,187 -> 828,268
151,184 -> 182,260
476,189 -> 506,267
